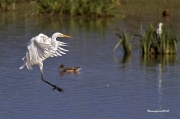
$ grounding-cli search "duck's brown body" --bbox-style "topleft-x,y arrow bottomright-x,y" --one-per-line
59,65 -> 82,73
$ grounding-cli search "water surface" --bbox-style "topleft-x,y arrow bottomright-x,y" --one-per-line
0,14 -> 180,119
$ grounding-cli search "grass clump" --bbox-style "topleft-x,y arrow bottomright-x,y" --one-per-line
139,23 -> 180,54
37,0 -> 120,17
113,28 -> 132,54
0,0 -> 15,11
114,23 -> 180,55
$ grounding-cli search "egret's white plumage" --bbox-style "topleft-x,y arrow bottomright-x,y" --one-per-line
20,32 -> 71,92
156,23 -> 163,36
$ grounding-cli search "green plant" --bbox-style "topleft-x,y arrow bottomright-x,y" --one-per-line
114,28 -> 132,54
139,23 -> 180,54
0,0 -> 15,11
139,23 -> 156,54
37,0 -> 120,17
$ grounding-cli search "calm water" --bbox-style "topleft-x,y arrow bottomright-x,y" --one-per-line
0,14 -> 180,119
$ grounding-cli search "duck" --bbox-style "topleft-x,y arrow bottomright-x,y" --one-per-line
162,9 -> 170,17
59,65 -> 82,73
162,9 -> 170,21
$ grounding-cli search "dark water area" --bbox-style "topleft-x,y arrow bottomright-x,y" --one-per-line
0,13 -> 180,119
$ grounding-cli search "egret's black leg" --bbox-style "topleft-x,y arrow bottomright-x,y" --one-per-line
41,73 -> 64,92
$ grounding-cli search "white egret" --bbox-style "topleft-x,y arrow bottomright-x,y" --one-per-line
19,32 -> 71,92
156,23 -> 163,36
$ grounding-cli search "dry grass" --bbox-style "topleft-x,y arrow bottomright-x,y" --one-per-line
120,0 -> 180,16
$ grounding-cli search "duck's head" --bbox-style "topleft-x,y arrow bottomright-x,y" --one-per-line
59,65 -> 65,69
162,9 -> 170,16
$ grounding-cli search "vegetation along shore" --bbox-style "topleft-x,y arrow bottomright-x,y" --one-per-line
1,0 -> 180,18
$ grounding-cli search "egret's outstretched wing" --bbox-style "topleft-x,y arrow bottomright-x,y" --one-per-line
51,41 -> 69,57
20,34 -> 56,70
28,34 -> 56,63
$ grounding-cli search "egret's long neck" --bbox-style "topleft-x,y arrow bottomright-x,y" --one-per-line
159,25 -> 162,30
51,36 -> 58,48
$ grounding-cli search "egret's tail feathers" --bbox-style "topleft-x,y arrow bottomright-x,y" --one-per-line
19,54 -> 33,70
22,57 -> 25,60
25,55 -> 33,70
26,62 -> 33,70
19,64 -> 25,69
19,57 -> 26,69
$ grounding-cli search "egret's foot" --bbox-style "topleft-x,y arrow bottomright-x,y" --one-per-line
52,85 -> 65,92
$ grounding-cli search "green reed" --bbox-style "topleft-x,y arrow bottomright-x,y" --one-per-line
37,0 -> 120,17
140,23 -> 180,54
139,23 -> 155,54
2,0 -> 180,17
0,0 -> 15,11
114,28 -> 132,54
114,23 -> 180,55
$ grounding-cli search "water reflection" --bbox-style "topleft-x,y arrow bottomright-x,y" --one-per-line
141,54 -> 177,67
113,53 -> 131,65
158,62 -> 163,112
141,54 -> 178,114
35,17 -> 116,35
59,71 -> 81,76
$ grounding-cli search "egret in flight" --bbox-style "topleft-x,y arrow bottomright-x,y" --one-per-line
19,32 -> 71,92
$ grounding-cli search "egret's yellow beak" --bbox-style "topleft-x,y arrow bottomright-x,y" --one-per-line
62,34 -> 71,38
